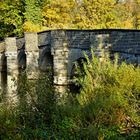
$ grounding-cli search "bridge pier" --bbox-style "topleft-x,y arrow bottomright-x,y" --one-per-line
25,32 -> 39,79
5,37 -> 18,103
51,30 -> 69,103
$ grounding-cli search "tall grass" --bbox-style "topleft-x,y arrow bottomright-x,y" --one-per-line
0,52 -> 140,139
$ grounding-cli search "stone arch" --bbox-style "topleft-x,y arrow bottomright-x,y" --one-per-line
39,46 -> 53,72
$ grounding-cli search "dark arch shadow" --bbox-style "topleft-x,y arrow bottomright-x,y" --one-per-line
69,57 -> 87,94
17,48 -> 26,72
39,47 -> 53,72
0,53 -> 7,101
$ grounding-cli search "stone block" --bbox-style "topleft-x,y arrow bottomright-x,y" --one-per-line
66,31 -> 90,49
26,52 -> 38,71
5,37 -> 18,74
5,37 -> 17,52
0,42 -> 5,53
25,32 -> 38,52
51,30 -> 66,41
38,31 -> 51,47
54,76 -> 68,85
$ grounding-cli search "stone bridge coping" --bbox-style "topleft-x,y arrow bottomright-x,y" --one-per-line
37,29 -> 140,34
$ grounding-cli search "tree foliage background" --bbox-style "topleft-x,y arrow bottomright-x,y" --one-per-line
0,0 -> 140,40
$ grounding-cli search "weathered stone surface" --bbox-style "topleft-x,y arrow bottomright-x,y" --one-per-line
38,31 -> 51,47
51,30 -> 69,86
25,32 -> 38,51
110,31 -> 140,54
0,42 -> 5,53
4,37 -> 18,101
24,32 -> 39,80
66,30 -> 90,49
5,37 -> 17,52
5,37 -> 18,73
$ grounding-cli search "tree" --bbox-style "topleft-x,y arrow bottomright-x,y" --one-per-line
42,0 -> 129,29
42,0 -> 77,29
115,0 -> 140,29
0,0 -> 24,39
23,0 -> 43,32
24,0 -> 42,24
1,0 -> 140,39
131,0 -> 140,29
113,0 -> 134,28
81,0 -> 123,28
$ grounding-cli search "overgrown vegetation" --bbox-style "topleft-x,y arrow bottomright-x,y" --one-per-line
0,53 -> 140,139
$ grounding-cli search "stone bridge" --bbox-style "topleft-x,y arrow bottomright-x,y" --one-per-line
0,29 -> 140,94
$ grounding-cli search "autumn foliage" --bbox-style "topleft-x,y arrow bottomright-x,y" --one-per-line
1,0 -> 140,39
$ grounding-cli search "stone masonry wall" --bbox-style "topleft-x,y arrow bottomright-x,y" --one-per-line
65,29 -> 140,66
1,29 -> 140,93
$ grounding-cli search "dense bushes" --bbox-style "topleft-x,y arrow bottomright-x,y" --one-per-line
74,52 -> 140,139
0,52 -> 140,139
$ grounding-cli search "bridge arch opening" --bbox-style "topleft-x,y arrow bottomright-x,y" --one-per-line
39,47 -> 53,73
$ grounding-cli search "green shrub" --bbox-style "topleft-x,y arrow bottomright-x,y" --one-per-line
74,51 -> 140,139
